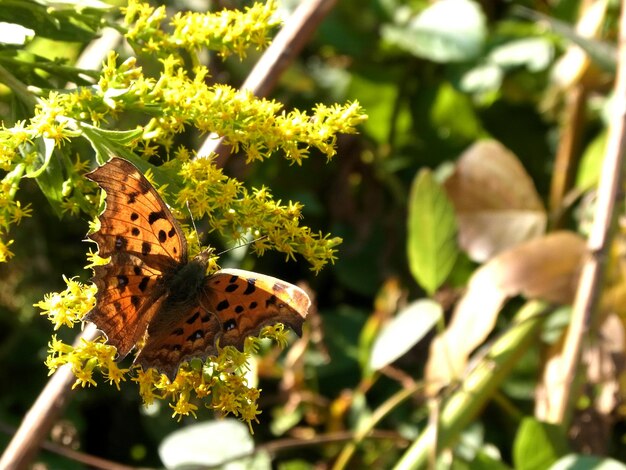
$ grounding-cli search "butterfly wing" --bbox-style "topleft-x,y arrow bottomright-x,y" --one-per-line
135,268 -> 311,380
206,268 -> 311,350
85,157 -> 188,359
135,303 -> 221,380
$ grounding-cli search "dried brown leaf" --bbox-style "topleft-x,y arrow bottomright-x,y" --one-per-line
444,140 -> 547,262
425,231 -> 585,393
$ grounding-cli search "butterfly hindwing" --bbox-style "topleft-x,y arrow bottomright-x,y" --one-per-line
135,303 -> 221,380
205,268 -> 311,350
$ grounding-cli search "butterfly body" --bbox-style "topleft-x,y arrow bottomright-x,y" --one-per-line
85,158 -> 311,380
163,253 -> 209,304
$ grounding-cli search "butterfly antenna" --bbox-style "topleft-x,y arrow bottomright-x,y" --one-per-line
186,201 -> 202,252
217,234 -> 268,257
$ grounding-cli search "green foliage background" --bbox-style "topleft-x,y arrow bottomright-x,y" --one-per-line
1,0 -> 625,469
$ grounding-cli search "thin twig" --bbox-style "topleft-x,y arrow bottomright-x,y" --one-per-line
0,420 -> 141,470
551,0 -> 626,423
549,85 -> 586,227
198,430 -> 410,470
0,323 -> 99,470
197,0 -> 339,166
332,384 -> 422,470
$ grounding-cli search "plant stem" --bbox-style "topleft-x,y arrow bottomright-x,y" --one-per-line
332,383 -> 423,470
0,324 -> 99,470
549,0 -> 626,424
393,302 -> 547,470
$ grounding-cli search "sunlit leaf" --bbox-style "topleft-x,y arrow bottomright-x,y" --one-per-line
550,455 -> 626,470
369,299 -> 442,371
382,0 -> 486,63
576,130 -> 606,191
159,420 -> 271,469
488,37 -> 554,72
407,169 -> 458,295
513,418 -> 568,470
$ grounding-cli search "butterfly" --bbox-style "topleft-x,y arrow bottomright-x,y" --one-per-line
84,157 -> 311,380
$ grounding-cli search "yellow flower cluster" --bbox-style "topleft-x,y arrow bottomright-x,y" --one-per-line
123,0 -> 280,59
38,276 -> 287,424
5,0 -> 369,427
177,157 -> 342,272
0,0 -> 365,256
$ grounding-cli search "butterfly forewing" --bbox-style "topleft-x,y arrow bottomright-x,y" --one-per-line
85,158 -> 187,358
88,260 -> 168,358
86,158 -> 187,264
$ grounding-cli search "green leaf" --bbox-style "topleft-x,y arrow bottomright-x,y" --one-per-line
576,130 -> 606,191
382,0 -> 486,63
460,63 -> 503,96
513,418 -> 568,470
470,450 -> 513,470
79,123 -> 144,163
0,0 -> 110,42
347,67 -> 411,145
513,6 -> 615,73
159,419 -> 271,469
80,124 -> 185,197
550,455 -> 626,470
369,299 -> 442,371
29,138 -> 65,217
488,37 -> 554,72
407,169 -> 458,294
25,136 -> 55,178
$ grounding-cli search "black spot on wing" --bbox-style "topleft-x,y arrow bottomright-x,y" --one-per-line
225,283 -> 239,293
223,319 -> 237,331
265,295 -> 277,308
138,276 -> 150,292
187,330 -> 203,341
186,312 -> 200,324
148,210 -> 166,225
216,300 -> 229,311
243,279 -> 256,295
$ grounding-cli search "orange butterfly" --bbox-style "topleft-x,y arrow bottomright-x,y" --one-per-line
84,158 -> 311,380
